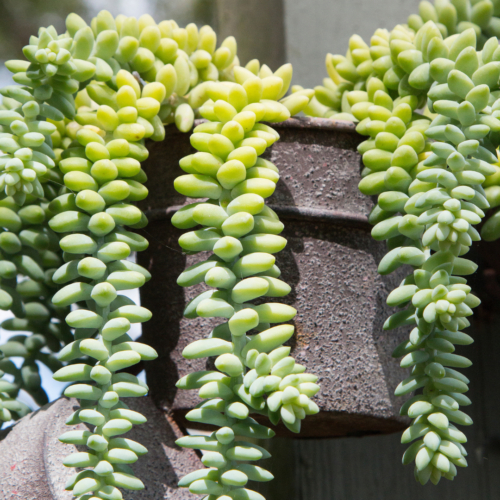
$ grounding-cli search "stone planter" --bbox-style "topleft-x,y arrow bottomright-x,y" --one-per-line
0,396 -> 201,499
137,117 -> 410,438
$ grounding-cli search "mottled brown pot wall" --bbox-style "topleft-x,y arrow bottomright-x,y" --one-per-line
137,117 -> 410,438
0,397 -> 202,499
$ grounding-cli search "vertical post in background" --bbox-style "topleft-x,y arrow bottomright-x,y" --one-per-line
215,0 -> 286,69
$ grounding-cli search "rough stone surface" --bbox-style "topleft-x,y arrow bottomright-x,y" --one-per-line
137,117 -> 410,438
0,398 -> 76,500
0,397 -> 202,499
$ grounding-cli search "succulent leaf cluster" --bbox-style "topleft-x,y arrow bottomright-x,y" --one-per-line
0,8 -> 314,499
172,68 -> 317,499
0,92 -> 71,414
0,8 -> 242,434
304,0 -> 500,486
0,195 -> 70,409
304,0 -> 500,124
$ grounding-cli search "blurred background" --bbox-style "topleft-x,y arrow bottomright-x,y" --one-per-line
2,1 -> 500,499
0,0 -> 419,88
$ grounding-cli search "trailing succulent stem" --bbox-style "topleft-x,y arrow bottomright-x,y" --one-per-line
172,69 -> 317,499
0,350 -> 30,421
305,0 -> 500,486
0,45 -> 76,417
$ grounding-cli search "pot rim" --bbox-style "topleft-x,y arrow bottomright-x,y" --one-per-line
163,116 -> 358,137
268,116 -> 358,133
147,117 -> 369,228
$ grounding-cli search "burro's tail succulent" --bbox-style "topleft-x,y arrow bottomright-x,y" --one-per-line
304,0 -> 500,124
172,68 -> 319,499
351,27 -> 496,485
304,0 -> 500,484
47,69 -> 160,497
0,7 -> 315,498
0,349 -> 31,421
0,192 -> 72,409
0,8 -> 245,495
386,27 -> 496,485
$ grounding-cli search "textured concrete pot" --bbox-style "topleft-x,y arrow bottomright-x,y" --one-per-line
137,117 -> 410,438
0,397 -> 201,499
